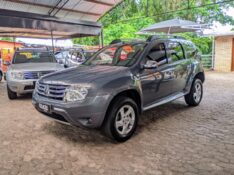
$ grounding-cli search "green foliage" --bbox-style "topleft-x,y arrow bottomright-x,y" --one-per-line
73,36 -> 99,46
73,0 -> 234,54
0,37 -> 13,42
178,33 -> 212,54
103,17 -> 154,44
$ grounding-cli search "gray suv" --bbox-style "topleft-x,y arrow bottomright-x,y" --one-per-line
32,36 -> 205,142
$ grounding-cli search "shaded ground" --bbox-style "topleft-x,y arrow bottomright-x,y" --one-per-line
0,71 -> 234,175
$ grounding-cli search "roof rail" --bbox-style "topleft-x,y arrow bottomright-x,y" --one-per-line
110,38 -> 145,45
147,35 -> 186,42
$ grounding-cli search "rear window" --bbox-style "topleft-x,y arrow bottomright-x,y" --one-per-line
13,51 -> 56,64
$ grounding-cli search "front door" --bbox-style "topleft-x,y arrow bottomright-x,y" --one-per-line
140,42 -> 174,106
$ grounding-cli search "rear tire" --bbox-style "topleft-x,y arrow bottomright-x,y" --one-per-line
0,72 -> 2,82
185,79 -> 203,106
7,85 -> 17,100
102,96 -> 139,142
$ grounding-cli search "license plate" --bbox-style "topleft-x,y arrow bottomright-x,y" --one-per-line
38,103 -> 50,113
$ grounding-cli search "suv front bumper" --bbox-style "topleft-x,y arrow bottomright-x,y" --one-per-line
32,92 -> 111,128
7,79 -> 36,94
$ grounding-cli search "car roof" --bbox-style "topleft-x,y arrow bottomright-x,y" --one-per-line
16,48 -> 50,52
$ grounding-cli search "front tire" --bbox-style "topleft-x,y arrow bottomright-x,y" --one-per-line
7,85 -> 17,100
102,96 -> 139,142
185,79 -> 203,106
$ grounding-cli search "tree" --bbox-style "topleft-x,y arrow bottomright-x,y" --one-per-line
73,0 -> 234,54
0,37 -> 13,42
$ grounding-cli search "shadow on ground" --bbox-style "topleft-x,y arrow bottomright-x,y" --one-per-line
16,93 -> 33,100
42,101 -> 190,144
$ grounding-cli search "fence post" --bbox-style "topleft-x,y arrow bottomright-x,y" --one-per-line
211,36 -> 215,70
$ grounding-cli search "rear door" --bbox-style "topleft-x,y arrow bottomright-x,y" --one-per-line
166,41 -> 191,93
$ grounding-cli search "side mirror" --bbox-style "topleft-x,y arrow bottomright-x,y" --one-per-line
3,61 -> 11,66
143,60 -> 158,69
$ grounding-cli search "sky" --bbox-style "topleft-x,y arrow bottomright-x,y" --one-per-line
203,7 -> 234,34
16,7 -> 234,47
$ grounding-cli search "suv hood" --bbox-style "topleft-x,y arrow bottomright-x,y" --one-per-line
40,65 -> 129,84
9,63 -> 63,72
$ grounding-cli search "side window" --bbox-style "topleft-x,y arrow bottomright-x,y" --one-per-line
183,41 -> 197,58
167,42 -> 185,63
147,43 -> 167,66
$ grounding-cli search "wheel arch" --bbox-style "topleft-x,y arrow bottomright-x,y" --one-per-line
101,89 -> 142,127
194,71 -> 205,83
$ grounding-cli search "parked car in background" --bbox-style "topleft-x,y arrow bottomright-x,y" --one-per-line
67,48 -> 86,67
32,35 -> 205,142
54,50 -> 69,67
6,48 -> 64,99
55,48 -> 97,68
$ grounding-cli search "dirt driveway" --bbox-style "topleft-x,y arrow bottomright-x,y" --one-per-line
0,71 -> 234,175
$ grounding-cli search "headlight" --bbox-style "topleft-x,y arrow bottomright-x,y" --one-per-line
10,71 -> 24,80
64,85 -> 89,102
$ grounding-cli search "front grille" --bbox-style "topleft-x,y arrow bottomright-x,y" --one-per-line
37,82 -> 67,101
24,71 -> 53,80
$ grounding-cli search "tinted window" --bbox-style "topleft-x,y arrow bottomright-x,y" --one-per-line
167,42 -> 185,62
13,51 -> 56,64
182,41 -> 197,58
147,43 -> 167,66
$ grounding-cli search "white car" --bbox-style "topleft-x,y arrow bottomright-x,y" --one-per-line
6,48 -> 64,99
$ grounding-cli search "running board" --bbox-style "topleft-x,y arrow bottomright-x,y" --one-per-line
143,92 -> 185,111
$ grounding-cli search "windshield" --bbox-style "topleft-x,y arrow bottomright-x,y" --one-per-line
13,51 -> 56,64
83,43 -> 145,67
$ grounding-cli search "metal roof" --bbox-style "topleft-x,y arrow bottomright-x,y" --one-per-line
0,0 -> 122,22
0,0 -> 123,39
0,9 -> 102,39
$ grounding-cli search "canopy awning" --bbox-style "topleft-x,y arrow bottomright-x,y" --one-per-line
0,0 -> 123,39
0,0 -> 122,22
0,9 -> 102,39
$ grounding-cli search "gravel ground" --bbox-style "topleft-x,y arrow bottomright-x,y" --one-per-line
0,71 -> 234,175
